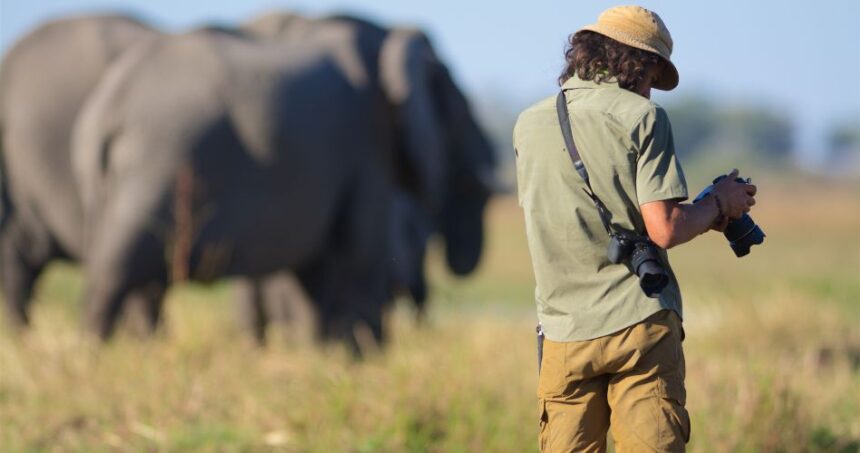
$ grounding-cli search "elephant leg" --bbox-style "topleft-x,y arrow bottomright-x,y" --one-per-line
84,224 -> 166,341
0,217 -> 53,328
307,258 -> 386,355
411,256 -> 429,324
345,259 -> 387,345
343,181 -> 391,348
262,272 -> 317,344
84,270 -> 130,340
121,281 -> 167,337
339,179 -> 392,351
233,277 -> 268,345
297,257 -> 387,355
235,272 -> 316,346
295,257 -> 346,343
319,243 -> 388,346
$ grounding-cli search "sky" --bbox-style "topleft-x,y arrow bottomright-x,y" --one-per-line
1,0 -> 859,160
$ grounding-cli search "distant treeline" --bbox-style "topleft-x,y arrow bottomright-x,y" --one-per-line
665,96 -> 792,160
476,91 -> 860,182
827,117 -> 860,164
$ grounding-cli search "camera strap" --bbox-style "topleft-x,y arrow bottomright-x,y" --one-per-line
555,91 -> 614,236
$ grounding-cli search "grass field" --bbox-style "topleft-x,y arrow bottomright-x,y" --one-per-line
1,175 -> 859,452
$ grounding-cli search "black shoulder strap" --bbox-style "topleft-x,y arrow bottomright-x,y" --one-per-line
555,92 -> 590,185
555,91 -> 614,235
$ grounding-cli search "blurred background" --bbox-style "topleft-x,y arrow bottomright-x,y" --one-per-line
1,0 -> 859,451
4,0 -> 860,178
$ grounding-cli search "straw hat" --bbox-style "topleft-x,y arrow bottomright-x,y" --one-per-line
580,5 -> 679,90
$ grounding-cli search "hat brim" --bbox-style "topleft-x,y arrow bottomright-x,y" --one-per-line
654,60 -> 678,91
579,24 -> 679,91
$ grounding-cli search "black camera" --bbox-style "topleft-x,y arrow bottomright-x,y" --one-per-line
693,174 -> 766,257
607,232 -> 668,298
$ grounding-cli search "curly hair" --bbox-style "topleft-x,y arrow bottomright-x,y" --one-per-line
558,30 -> 663,91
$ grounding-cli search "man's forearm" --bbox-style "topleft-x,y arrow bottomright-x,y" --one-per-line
641,196 -> 720,249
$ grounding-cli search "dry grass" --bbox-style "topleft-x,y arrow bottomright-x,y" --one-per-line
1,177 -> 859,451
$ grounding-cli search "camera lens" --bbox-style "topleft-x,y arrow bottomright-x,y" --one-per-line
630,243 -> 668,297
724,214 -> 766,257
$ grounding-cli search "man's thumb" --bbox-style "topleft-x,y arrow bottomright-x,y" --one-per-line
728,168 -> 739,178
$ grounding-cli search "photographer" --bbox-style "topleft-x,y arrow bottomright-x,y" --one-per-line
513,6 -> 756,452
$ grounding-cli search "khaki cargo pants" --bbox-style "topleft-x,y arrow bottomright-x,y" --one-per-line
537,309 -> 690,452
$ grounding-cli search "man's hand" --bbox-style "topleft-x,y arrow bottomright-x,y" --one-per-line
711,169 -> 757,220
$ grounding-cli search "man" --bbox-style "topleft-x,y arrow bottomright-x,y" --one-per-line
513,6 -> 756,452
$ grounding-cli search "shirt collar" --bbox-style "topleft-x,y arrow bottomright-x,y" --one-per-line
561,73 -> 621,91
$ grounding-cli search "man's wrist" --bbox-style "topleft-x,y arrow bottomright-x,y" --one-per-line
711,193 -> 724,219
709,193 -> 726,231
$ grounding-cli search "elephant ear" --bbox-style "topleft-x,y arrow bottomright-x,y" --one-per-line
428,59 -> 499,276
380,28 -> 447,210
435,63 -> 498,196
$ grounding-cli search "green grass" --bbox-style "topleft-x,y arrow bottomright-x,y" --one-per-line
1,177 -> 859,451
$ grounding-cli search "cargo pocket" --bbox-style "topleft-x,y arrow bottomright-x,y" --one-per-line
678,402 -> 691,443
655,377 -> 691,446
664,395 -> 691,444
538,398 -> 549,452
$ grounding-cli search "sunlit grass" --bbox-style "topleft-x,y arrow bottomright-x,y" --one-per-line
1,178 -> 859,451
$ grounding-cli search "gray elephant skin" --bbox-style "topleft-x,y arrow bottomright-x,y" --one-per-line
72,15 -> 496,345
235,188 -> 434,344
0,15 -> 160,330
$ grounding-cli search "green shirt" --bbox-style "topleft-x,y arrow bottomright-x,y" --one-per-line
513,75 -> 688,342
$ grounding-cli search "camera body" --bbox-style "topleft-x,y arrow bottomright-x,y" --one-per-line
693,174 -> 766,257
607,232 -> 668,298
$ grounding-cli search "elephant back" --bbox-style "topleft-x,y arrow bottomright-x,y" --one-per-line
0,15 -> 156,127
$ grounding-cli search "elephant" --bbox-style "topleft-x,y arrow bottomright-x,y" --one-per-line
72,14 -> 495,346
0,15 -> 160,330
232,13 -> 496,343
232,14 -> 437,343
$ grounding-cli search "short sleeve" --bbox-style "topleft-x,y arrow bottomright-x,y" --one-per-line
513,119 -> 524,207
634,106 -> 688,205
